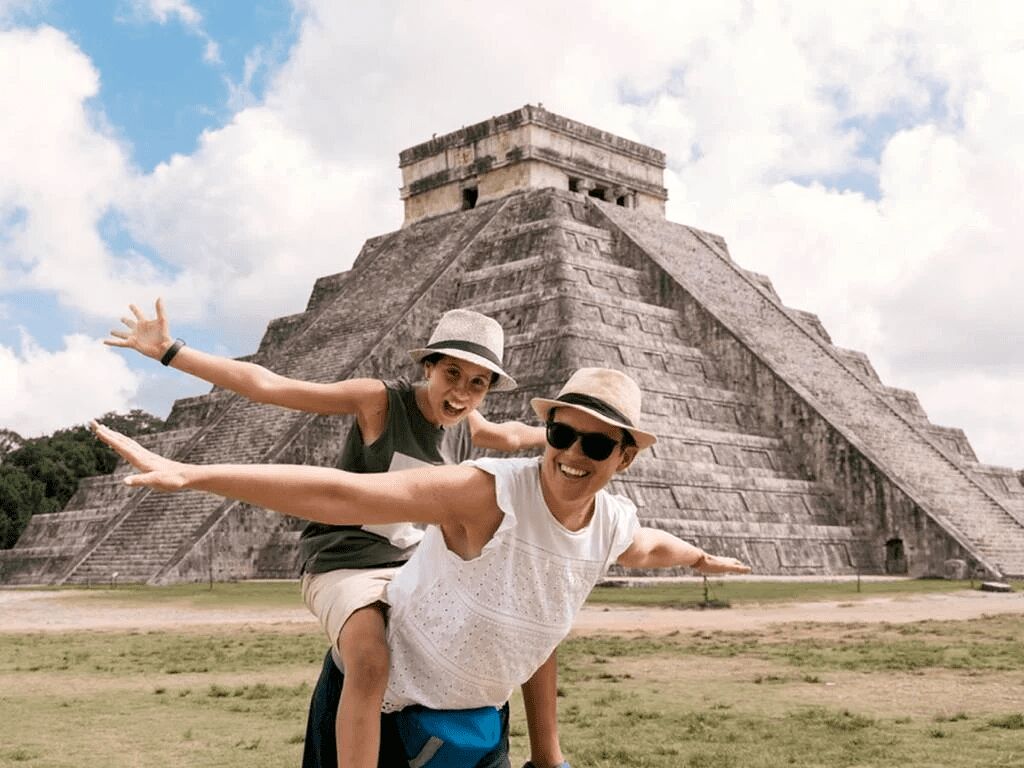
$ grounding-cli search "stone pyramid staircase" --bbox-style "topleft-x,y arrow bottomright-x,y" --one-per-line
3,186 -> 1021,584
593,198 -> 1024,577
456,190 -> 878,575
53,196 -> 524,584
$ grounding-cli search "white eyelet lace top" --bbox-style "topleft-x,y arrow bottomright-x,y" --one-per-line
381,456 -> 639,712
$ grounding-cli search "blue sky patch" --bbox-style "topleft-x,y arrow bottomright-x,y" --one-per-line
25,1 -> 297,171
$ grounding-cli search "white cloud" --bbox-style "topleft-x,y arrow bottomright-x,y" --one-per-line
120,106 -> 385,335
0,332 -> 141,436
120,0 -> 220,63
225,46 -> 269,112
133,0 -> 201,26
610,1 -> 1024,468
2,1 -> 1024,469
0,26 -> 182,317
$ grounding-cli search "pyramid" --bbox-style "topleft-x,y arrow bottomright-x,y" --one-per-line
3,105 -> 1023,586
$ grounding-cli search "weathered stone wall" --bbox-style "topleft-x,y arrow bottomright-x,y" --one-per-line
608,214 -> 994,577
154,411 -> 354,583
159,506 -> 304,583
0,505 -> 119,585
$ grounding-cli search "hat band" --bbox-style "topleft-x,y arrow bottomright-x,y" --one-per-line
425,339 -> 503,368
554,393 -> 634,427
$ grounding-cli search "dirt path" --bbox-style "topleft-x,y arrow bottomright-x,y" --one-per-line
572,590 -> 1024,633
2,588 -> 1022,634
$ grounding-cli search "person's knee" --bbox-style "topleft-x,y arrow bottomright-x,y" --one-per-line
338,605 -> 389,692
343,638 -> 389,689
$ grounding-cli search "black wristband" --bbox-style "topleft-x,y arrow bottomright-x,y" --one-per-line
160,338 -> 186,366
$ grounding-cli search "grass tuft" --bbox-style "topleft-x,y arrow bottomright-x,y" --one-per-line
987,713 -> 1024,730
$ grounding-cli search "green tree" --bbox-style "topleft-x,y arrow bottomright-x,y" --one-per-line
96,409 -> 165,437
0,410 -> 165,549
0,465 -> 49,548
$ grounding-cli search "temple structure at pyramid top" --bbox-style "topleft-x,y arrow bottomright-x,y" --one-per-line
399,105 -> 668,224
3,105 -> 1023,587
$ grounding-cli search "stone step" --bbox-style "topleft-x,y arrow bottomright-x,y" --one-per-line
511,317 -> 706,362
651,433 -> 790,471
631,501 -> 836,526
612,480 -> 837,527
620,467 -> 823,494
879,386 -> 929,423
648,519 -> 863,540
481,215 -> 616,248
634,456 -> 793,481
458,249 -> 650,305
966,465 -> 1024,499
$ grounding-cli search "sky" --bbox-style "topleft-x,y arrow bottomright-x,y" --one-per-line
0,1 -> 1022,470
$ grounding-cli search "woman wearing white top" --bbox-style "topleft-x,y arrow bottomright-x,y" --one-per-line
92,367 -> 750,767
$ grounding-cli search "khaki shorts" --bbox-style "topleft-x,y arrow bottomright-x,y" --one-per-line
301,567 -> 399,651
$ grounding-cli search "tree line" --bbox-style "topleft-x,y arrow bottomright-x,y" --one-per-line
0,411 -> 164,548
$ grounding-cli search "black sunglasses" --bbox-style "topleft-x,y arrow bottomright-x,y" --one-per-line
546,421 -> 622,461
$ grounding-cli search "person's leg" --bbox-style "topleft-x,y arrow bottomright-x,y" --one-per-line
475,703 -> 512,768
378,711 -> 410,767
336,604 -> 390,768
303,657 -> 403,768
301,568 -> 397,768
302,648 -> 342,768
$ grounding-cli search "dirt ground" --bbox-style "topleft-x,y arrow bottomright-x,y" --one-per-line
2,587 -> 1022,634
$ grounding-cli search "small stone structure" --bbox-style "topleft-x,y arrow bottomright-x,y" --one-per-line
400,105 -> 667,225
3,105 -> 1024,585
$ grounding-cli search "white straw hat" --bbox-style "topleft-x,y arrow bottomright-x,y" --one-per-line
531,368 -> 657,449
408,309 -> 517,391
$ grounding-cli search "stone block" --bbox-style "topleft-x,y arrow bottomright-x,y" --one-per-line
943,558 -> 969,580
980,581 -> 1013,593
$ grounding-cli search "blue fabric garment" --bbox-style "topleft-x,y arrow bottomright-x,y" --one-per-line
302,649 -> 511,768
397,704 -> 502,767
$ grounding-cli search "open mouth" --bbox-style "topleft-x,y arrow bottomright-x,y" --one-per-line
558,463 -> 589,479
442,400 -> 467,418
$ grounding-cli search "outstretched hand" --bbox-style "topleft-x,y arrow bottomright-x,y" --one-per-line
90,421 -> 190,492
694,554 -> 751,575
104,298 -> 173,360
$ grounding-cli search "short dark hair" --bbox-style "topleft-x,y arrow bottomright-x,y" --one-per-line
422,353 -> 499,387
547,406 -> 636,448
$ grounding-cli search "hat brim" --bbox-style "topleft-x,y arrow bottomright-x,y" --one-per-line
409,347 -> 517,392
530,397 -> 657,450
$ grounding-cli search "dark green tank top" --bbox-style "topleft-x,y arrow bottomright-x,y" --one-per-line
298,378 -> 472,573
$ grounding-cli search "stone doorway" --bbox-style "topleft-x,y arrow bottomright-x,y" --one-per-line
885,538 -> 908,574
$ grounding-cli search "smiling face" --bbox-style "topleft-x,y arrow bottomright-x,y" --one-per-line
421,354 -> 493,427
539,406 -> 638,517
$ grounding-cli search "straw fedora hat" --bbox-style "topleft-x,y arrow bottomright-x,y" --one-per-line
408,309 -> 517,391
531,368 -> 657,450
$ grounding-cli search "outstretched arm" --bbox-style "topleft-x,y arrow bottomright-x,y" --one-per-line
90,422 -> 495,531
104,299 -> 386,417
616,528 -> 751,574
468,410 -> 546,452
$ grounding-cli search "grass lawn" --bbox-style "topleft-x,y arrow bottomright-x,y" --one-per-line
24,580 -> 305,609
2,580 -> 1024,767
